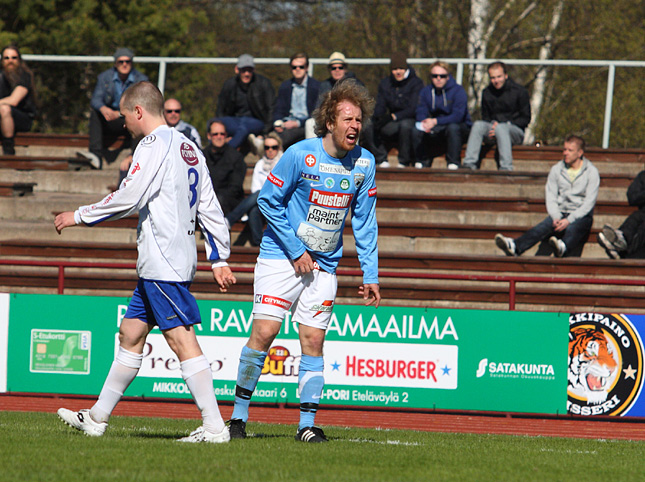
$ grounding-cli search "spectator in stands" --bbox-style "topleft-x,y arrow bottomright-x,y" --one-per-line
225,132 -> 283,246
202,119 -> 246,215
413,61 -> 471,169
164,98 -> 202,148
305,52 -> 364,139
462,61 -> 531,171
85,47 -> 148,169
363,52 -> 423,168
272,52 -> 320,149
0,45 -> 37,155
598,170 -> 645,259
495,135 -> 599,258
213,54 -> 275,152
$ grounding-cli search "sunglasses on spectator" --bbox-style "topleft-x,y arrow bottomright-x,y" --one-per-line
329,65 -> 345,71
165,109 -> 181,114
210,132 -> 227,137
291,65 -> 307,70
117,59 -> 132,65
431,74 -> 449,79
264,145 -> 279,150
3,56 -> 18,60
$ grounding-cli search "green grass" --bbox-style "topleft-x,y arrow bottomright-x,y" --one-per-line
1,411 -> 645,481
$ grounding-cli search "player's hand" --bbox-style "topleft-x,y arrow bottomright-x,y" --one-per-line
54,211 -> 76,234
293,251 -> 315,276
359,283 -> 381,308
212,266 -> 236,292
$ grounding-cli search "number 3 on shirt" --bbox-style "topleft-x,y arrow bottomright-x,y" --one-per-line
188,167 -> 198,208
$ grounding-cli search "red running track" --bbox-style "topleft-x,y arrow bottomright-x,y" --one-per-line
2,393 -> 644,441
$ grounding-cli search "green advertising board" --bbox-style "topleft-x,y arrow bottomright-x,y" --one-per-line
4,293 -> 568,414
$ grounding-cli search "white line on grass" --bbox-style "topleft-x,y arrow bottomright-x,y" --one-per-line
344,438 -> 424,446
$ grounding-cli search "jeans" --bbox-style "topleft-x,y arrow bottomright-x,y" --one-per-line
463,120 -> 524,171
225,191 -> 264,246
89,108 -> 132,163
413,122 -> 469,167
372,118 -> 415,165
514,213 -> 593,257
277,126 -> 305,149
219,116 -> 265,149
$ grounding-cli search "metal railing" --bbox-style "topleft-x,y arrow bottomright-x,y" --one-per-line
2,257 -> 643,311
22,55 -> 645,149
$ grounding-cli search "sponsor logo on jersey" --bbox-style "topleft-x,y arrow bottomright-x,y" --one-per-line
320,163 -> 351,175
256,294 -> 292,310
368,187 -> 377,197
305,154 -> 316,167
567,313 -> 644,416
324,177 -> 335,188
356,157 -> 371,167
130,162 -> 141,175
296,223 -> 341,252
268,172 -> 284,188
180,142 -> 199,165
312,300 -> 334,317
301,172 -> 320,182
340,179 -> 350,190
354,173 -> 365,187
306,206 -> 345,230
309,189 -> 353,208
141,134 -> 156,146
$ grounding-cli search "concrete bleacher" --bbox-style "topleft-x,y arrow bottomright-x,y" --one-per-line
1,135 -> 645,312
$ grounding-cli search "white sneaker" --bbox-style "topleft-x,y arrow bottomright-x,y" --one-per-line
57,408 -> 107,437
77,151 -> 102,169
494,233 -> 517,256
549,236 -> 567,257
178,425 -> 230,444
448,163 -> 459,170
414,162 -> 424,169
247,134 -> 263,155
379,161 -> 390,168
602,224 -> 627,251
240,214 -> 249,223
597,232 -> 620,259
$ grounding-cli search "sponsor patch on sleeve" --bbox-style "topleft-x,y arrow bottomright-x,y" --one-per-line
368,187 -> 377,197
268,172 -> 284,188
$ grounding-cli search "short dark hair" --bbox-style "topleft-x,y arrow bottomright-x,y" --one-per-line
207,119 -> 227,135
290,52 -> 309,67
565,134 -> 586,152
313,79 -> 375,137
120,81 -> 164,117
488,61 -> 507,74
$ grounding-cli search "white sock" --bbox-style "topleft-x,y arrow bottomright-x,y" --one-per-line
91,346 -> 142,423
181,355 -> 225,433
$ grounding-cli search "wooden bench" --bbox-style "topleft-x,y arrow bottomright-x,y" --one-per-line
0,156 -> 69,171
15,133 -> 89,148
0,182 -> 36,197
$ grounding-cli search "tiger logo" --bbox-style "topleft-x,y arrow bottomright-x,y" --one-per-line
568,327 -> 618,405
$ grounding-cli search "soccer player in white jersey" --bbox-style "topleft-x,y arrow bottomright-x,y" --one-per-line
228,80 -> 381,443
54,81 -> 236,443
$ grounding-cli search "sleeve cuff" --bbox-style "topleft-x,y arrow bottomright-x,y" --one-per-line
73,210 -> 82,225
211,260 -> 228,269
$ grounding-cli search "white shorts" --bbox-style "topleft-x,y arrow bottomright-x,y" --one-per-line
253,258 -> 337,330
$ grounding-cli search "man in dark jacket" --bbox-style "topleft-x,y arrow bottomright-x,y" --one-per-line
362,52 -> 423,168
272,52 -> 320,149
85,47 -> 148,169
413,61 -> 471,169
214,54 -> 275,150
463,61 -> 531,171
598,170 -> 645,259
202,120 -> 247,215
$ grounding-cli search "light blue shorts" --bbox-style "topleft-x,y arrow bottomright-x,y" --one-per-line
125,279 -> 201,330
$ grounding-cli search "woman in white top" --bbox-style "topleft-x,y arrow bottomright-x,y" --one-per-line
226,132 -> 283,246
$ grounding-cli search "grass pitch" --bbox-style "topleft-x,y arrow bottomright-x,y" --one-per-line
1,411 -> 644,481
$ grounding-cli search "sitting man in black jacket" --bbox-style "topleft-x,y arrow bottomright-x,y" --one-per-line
598,170 -> 645,259
202,120 -> 247,215
212,54 -> 275,150
363,52 -> 423,168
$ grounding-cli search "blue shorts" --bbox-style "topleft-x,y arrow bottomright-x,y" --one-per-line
125,279 -> 201,330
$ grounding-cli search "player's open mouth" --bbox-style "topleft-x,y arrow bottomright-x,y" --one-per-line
347,133 -> 357,144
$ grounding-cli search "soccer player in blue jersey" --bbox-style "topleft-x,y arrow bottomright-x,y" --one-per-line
54,82 -> 236,443
228,80 -> 381,443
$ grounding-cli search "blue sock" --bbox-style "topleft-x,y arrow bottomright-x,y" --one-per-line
298,354 -> 324,431
231,346 -> 267,422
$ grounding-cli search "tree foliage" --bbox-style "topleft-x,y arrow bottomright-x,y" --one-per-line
0,0 -> 643,147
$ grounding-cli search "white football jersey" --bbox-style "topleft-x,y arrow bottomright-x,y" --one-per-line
75,125 -> 230,282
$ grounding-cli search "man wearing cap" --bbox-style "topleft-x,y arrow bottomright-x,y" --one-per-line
214,54 -> 275,150
84,47 -> 148,169
363,52 -> 423,168
272,52 -> 320,149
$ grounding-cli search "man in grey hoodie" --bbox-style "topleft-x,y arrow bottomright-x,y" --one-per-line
495,135 -> 599,257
